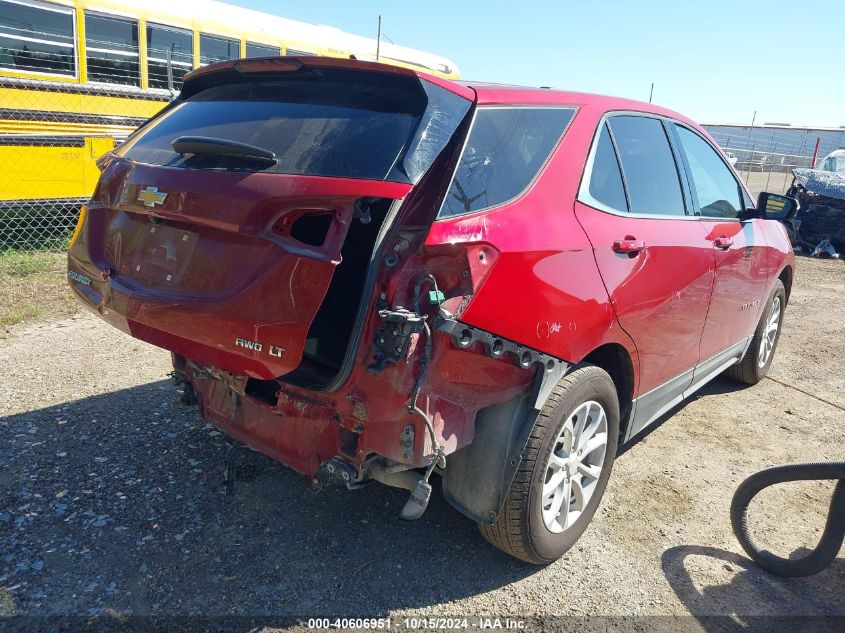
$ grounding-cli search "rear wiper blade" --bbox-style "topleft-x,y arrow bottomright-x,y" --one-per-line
171,136 -> 277,163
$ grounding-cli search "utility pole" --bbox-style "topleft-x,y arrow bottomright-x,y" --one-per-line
376,15 -> 381,60
648,82 -> 654,103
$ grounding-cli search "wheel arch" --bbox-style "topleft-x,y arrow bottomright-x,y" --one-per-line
442,341 -> 635,524
778,265 -> 793,303
581,343 -> 635,440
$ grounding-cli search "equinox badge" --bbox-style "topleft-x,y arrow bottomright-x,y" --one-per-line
137,186 -> 168,208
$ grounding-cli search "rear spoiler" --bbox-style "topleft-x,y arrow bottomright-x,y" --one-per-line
180,56 -> 475,102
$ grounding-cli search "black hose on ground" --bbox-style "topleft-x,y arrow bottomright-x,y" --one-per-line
730,461 -> 845,577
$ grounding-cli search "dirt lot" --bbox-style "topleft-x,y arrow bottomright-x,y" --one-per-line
737,170 -> 794,198
0,257 -> 843,628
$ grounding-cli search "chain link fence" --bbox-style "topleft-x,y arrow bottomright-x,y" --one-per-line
0,81 -> 838,277
705,125 -> 842,198
0,74 -> 171,277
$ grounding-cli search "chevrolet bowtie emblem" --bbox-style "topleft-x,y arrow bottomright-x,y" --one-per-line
137,186 -> 168,208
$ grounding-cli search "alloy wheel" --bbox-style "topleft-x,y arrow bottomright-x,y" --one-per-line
541,400 -> 608,533
758,296 -> 781,368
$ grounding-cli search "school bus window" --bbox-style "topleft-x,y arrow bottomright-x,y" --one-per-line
0,0 -> 76,77
284,47 -> 315,57
199,33 -> 239,66
146,23 -> 192,90
246,42 -> 278,58
85,13 -> 139,86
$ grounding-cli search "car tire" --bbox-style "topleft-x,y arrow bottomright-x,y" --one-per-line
725,279 -> 786,385
479,365 -> 620,564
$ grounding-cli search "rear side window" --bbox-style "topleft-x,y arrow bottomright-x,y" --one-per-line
146,23 -> 193,90
0,0 -> 75,76
439,107 -> 575,218
120,69 -> 471,183
674,125 -> 742,218
608,116 -> 685,216
588,123 -> 627,212
85,13 -> 139,86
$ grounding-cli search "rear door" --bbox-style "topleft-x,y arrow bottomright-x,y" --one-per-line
575,114 -> 715,437
670,123 -> 769,363
67,61 -> 471,379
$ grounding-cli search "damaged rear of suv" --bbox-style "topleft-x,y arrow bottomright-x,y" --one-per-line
69,57 -> 794,564
68,57 -> 541,526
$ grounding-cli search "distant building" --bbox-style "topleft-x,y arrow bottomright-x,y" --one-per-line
704,124 -> 845,166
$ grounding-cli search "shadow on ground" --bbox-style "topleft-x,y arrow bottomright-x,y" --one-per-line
618,376 -> 746,457
0,380 -> 535,616
661,545 -> 844,632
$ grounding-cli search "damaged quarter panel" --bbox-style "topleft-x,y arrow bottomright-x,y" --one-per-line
427,104 -> 636,373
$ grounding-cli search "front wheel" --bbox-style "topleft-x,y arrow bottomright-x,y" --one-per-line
479,365 -> 620,564
725,279 -> 786,385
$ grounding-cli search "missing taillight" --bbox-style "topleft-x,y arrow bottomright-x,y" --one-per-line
288,213 -> 333,247
245,378 -> 280,406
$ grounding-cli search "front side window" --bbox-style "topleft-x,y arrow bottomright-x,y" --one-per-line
246,42 -> 278,58
439,107 -> 575,218
200,33 -> 239,66
146,23 -> 192,90
675,125 -> 742,218
608,115 -> 685,216
0,0 -> 75,76
588,122 -> 627,212
85,13 -> 139,86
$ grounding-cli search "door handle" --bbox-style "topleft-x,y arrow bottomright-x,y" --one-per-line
714,236 -> 734,249
612,238 -> 646,255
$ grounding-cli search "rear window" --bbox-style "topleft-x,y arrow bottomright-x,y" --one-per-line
438,107 -> 575,218
120,69 -> 470,183
607,115 -> 685,216
588,122 -> 627,212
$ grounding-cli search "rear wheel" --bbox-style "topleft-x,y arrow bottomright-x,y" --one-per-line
479,365 -> 620,564
725,280 -> 786,385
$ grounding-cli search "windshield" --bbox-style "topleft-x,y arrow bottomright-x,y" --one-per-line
119,69 -> 471,183
820,156 -> 845,173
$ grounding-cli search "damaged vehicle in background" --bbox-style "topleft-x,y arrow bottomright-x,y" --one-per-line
67,57 -> 796,564
786,163 -> 845,258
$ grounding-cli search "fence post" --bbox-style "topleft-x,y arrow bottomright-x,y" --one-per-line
166,49 -> 174,95
811,137 -> 821,169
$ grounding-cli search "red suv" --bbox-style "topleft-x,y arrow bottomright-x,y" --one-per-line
68,58 -> 796,563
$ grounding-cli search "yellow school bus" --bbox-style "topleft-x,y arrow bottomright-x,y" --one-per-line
0,0 -> 460,244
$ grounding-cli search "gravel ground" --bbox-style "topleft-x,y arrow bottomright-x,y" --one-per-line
0,256 -> 843,628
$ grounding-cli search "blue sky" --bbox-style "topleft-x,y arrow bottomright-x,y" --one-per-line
227,1 -> 843,128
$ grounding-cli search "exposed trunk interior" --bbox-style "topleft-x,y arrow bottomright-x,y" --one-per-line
282,199 -> 392,388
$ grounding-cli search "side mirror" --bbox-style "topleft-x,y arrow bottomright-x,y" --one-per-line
756,191 -> 799,220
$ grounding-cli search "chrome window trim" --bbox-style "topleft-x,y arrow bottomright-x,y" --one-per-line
436,104 -> 579,221
0,0 -> 78,79
578,109 -> 720,222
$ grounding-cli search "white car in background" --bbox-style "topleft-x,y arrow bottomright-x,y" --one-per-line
817,149 -> 845,173
724,150 -> 738,166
